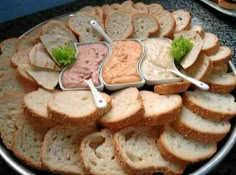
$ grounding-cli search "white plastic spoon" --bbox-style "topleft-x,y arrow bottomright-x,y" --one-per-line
84,79 -> 107,109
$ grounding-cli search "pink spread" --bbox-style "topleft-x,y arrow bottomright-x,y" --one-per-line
62,43 -> 109,88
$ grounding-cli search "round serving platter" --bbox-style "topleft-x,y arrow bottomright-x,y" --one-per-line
0,1 -> 236,175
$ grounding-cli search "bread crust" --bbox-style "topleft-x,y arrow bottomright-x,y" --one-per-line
201,32 -> 220,56
172,9 -> 191,33
209,46 -> 232,66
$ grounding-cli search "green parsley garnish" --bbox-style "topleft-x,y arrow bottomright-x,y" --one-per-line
170,36 -> 193,63
52,46 -> 76,67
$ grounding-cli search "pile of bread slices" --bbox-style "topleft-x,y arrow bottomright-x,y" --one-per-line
0,1 -> 236,175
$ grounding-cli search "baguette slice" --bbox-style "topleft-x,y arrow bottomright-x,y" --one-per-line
154,81 -> 191,95
12,113 -> 49,170
206,72 -> 236,93
113,127 -> 185,175
98,87 -> 144,130
139,91 -> 182,126
110,3 -> 125,11
158,127 -> 217,165
0,38 -> 17,61
0,93 -> 25,150
80,129 -> 128,175
156,10 -> 176,38
48,91 -> 112,125
212,63 -> 228,74
171,106 -> 231,143
11,48 -> 31,68
134,2 -> 148,13
105,11 -> 133,40
16,35 -> 39,52
172,9 -> 191,33
147,3 -> 164,16
209,46 -> 232,66
0,62 -> 15,79
189,25 -> 205,38
132,13 -> 159,38
183,90 -> 236,120
201,32 -> 220,55
41,125 -> 94,175
121,0 -> 139,15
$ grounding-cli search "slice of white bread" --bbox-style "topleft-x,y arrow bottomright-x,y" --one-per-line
157,127 -> 217,165
0,38 -> 17,64
23,88 -> 58,126
48,91 -> 112,125
80,129 -> 128,175
201,32 -> 220,55
121,0 -> 139,15
132,13 -> 159,38
205,72 -> 236,93
94,6 -> 104,20
183,89 -> 236,121
78,6 -> 96,15
0,93 -> 25,150
212,63 -> 228,74
41,20 -> 77,42
134,2 -> 148,13
139,91 -> 182,126
29,43 -> 60,71
110,3 -> 125,11
105,11 -> 133,40
16,35 -> 39,52
113,127 -> 185,175
154,81 -> 191,95
68,12 -> 104,42
172,9 -> 191,33
189,25 -> 204,38
0,62 -> 15,79
156,10 -> 176,38
147,3 -> 164,16
98,87 -> 144,130
11,48 -> 31,68
171,106 -> 231,143
209,46 -> 232,66
41,125 -> 94,174
12,113 -> 49,170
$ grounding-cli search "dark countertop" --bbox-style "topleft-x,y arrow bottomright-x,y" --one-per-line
0,0 -> 235,174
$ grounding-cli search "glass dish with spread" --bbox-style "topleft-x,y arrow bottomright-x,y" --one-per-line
139,38 -> 182,85
59,42 -> 111,91
100,39 -> 146,91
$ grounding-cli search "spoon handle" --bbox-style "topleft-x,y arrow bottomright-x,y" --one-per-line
84,79 -> 107,109
169,69 -> 209,91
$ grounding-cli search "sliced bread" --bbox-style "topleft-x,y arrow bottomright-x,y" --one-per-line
41,125 -> 94,175
183,89 -> 236,120
110,3 -> 125,11
208,46 -> 232,66
139,91 -> 182,126
132,13 -> 159,38
0,93 -> 25,150
134,2 -> 148,13
171,106 -> 231,143
154,81 -> 191,95
201,32 -> 220,55
98,87 -> 144,130
0,62 -> 15,79
158,127 -> 217,165
189,25 -> 205,38
156,10 -> 176,38
121,0 -> 139,15
48,91 -> 112,125
11,48 -> 31,68
0,38 -> 17,63
113,127 -> 185,175
212,63 -> 228,74
68,13 -> 104,42
205,72 -> 236,93
80,129 -> 128,175
16,35 -> 39,52
147,3 -> 164,16
172,9 -> 191,33
12,113 -> 49,170
105,11 -> 133,40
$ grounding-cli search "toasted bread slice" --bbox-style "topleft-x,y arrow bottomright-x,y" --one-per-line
158,127 -> 217,165
80,129 -> 128,175
113,127 -> 185,175
201,32 -> 220,55
98,87 -> 144,130
11,48 -> 31,68
172,9 -> 191,33
132,13 -> 159,38
16,35 -> 39,52
105,11 -> 133,40
147,3 -> 164,16
0,93 -> 25,150
209,46 -> 232,66
139,91 -> 182,126
48,91 -> 112,125
171,106 -> 231,143
183,90 -> 236,121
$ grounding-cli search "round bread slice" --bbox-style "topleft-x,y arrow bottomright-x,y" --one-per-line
147,3 -> 164,16
158,127 -> 217,165
189,25 -> 205,38
16,35 -> 39,52
11,48 -> 31,68
48,91 -> 112,125
121,0 -> 139,15
171,106 -> 231,143
183,90 -> 236,121
98,87 -> 144,130
105,11 -> 133,40
156,10 -> 176,38
132,13 -> 159,38
80,129 -> 128,175
201,32 -> 220,55
0,38 -> 17,64
172,9 -> 191,33
134,2 -> 148,13
209,46 -> 232,66
139,90 -> 182,126
113,127 -> 185,175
